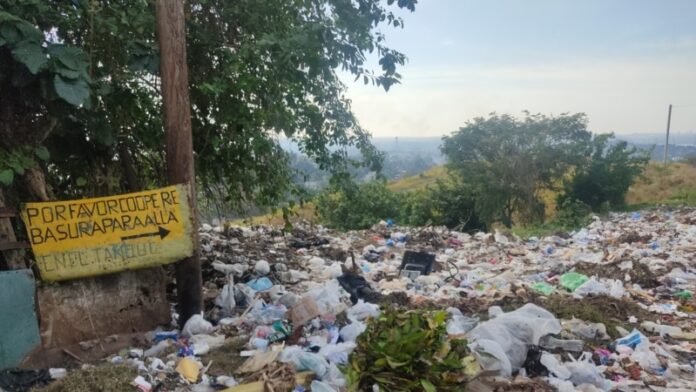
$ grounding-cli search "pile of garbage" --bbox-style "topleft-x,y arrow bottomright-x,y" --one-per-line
12,208 -> 696,391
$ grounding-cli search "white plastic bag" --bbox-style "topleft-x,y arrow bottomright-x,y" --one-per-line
467,304 -> 561,375
318,342 -> 357,365
254,260 -> 270,275
347,300 -> 380,322
214,278 -> 236,316
287,352 -> 329,378
446,307 -> 478,336
182,314 -> 215,337
339,321 -> 366,342
468,339 -> 512,376
608,279 -> 625,298
311,380 -> 338,392
573,277 -> 607,297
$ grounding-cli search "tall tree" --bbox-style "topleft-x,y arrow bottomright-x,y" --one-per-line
0,0 -> 417,214
441,113 -> 591,227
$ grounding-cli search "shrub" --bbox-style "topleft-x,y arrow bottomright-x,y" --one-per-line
315,181 -> 403,230
345,309 -> 478,392
560,135 -> 649,211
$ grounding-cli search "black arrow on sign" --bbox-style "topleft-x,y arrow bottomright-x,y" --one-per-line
121,226 -> 170,241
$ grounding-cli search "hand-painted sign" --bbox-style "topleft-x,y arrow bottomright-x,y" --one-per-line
21,184 -> 194,281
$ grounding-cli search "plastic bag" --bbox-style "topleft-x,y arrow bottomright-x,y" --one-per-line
562,319 -> 609,340
531,282 -> 555,295
339,321 -> 366,342
190,334 -> 225,350
212,261 -> 246,277
542,352 -> 609,390
254,260 -> 270,275
565,352 -> 609,389
608,279 -> 625,298
467,304 -> 561,375
318,342 -> 356,365
247,277 -> 273,292
245,301 -> 288,325
306,280 -> 349,315
287,352 -> 329,378
559,272 -> 590,292
311,380 -> 338,392
573,277 -> 607,296
182,314 -> 215,337
214,278 -> 236,316
324,263 -> 343,279
346,300 -> 380,322
468,339 -> 512,376
446,307 -> 478,336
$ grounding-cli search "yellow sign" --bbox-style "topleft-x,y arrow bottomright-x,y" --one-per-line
21,184 -> 194,282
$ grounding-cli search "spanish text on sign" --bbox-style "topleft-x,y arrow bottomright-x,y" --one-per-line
21,185 -> 194,281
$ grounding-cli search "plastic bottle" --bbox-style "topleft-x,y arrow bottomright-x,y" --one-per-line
539,336 -> 584,352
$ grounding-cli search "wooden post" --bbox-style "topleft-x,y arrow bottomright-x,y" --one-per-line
155,0 -> 202,326
664,104 -> 672,164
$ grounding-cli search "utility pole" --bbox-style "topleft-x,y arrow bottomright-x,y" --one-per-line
664,104 -> 672,164
155,0 -> 202,327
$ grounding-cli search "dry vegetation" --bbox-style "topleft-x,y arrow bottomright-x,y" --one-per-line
626,162 -> 696,206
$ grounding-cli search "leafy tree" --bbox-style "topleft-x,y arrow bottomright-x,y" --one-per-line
1,0 -> 417,212
0,9 -> 91,200
441,112 -> 591,227
560,134 -> 649,211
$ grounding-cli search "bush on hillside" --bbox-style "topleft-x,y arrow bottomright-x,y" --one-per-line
315,181 -> 403,230
315,179 -> 486,231
560,134 -> 649,211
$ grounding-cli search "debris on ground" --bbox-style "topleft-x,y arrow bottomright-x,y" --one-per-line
19,208 -> 696,391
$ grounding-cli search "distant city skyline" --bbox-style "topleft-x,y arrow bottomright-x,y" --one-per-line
341,0 -> 696,137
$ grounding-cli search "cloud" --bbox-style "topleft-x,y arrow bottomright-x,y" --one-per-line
344,57 -> 696,137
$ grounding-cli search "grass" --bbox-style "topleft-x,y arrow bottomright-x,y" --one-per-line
626,162 -> 696,207
32,365 -> 136,392
387,166 -> 450,192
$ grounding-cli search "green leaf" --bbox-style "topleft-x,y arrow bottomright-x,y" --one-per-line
54,75 -> 90,106
12,42 -> 47,74
0,24 -> 20,43
56,67 -> 81,80
0,169 -> 13,185
9,161 -> 25,175
421,379 -> 436,392
76,177 -> 87,186
49,45 -> 87,71
34,146 -> 50,161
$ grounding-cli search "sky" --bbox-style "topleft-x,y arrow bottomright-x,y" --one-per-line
341,0 -> 696,138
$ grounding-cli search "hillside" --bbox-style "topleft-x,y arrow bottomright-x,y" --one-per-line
233,161 -> 696,226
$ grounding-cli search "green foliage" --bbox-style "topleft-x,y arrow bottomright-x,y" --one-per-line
512,199 -> 592,238
1,0 -> 417,212
560,134 -> 649,211
401,180 -> 486,232
316,178 -> 486,231
345,308 -> 477,392
0,147 -> 48,185
554,199 -> 592,228
315,181 -> 403,230
442,112 -> 591,227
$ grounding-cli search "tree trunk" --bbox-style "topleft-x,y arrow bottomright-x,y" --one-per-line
118,142 -> 141,192
23,166 -> 52,202
156,0 -> 202,327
